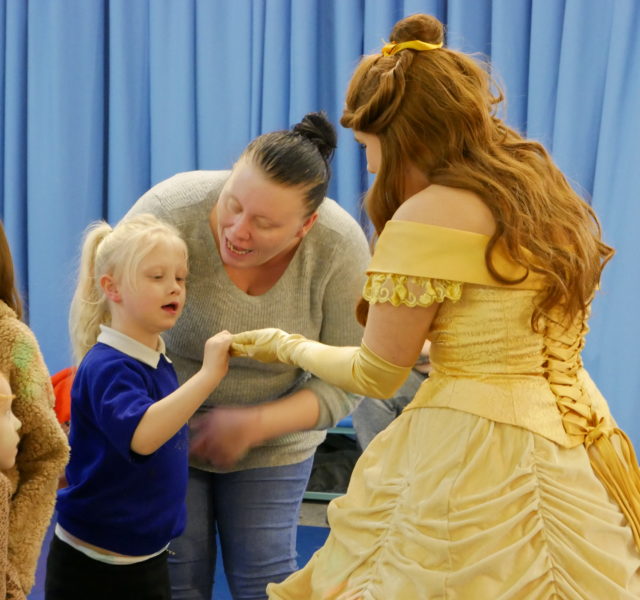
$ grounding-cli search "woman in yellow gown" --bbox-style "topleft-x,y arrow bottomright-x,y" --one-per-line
232,13 -> 640,599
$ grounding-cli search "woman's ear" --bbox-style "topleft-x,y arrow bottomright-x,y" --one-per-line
297,212 -> 319,239
100,274 -> 121,303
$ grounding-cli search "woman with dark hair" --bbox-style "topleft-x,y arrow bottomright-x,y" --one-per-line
233,15 -> 640,599
127,112 -> 370,599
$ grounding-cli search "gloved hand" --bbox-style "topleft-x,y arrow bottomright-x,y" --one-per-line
230,328 -> 302,364
232,328 -> 412,399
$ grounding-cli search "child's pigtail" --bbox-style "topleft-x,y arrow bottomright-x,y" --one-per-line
69,222 -> 112,364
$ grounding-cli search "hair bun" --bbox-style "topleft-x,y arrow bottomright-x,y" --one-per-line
292,111 -> 337,164
390,14 -> 443,46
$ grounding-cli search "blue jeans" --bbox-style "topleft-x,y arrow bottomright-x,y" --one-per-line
169,458 -> 314,600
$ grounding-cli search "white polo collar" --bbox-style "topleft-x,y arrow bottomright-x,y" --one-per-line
97,325 -> 171,369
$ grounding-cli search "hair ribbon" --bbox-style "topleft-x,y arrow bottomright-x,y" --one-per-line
381,40 -> 443,56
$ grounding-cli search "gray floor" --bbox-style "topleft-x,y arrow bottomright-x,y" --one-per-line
299,500 -> 329,527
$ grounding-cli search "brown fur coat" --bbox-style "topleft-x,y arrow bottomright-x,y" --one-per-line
0,301 -> 69,597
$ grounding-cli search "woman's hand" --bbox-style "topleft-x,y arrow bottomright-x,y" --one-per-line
190,406 -> 263,469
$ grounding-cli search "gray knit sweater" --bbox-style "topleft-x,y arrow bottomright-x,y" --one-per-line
128,170 -> 370,471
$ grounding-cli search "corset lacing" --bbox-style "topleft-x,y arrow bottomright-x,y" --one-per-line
544,309 -> 640,550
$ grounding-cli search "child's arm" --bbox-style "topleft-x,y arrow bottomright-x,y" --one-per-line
130,331 -> 232,455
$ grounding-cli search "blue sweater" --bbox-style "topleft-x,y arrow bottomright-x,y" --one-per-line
56,334 -> 188,556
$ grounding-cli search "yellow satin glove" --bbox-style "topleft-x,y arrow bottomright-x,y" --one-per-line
231,328 -> 412,399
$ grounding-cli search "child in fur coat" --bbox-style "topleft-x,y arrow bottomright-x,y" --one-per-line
1,369 -> 22,599
0,221 -> 69,598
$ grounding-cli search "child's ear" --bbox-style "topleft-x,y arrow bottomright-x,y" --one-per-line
100,274 -> 121,303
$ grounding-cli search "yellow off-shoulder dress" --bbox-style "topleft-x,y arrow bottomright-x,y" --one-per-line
268,222 -> 640,599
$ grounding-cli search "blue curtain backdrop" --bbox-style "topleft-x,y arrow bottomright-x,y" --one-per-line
1,0 -> 639,443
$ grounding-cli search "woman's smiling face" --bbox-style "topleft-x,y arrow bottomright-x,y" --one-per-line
213,160 -> 318,269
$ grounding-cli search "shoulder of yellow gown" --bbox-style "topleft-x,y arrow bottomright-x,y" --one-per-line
367,220 -> 545,290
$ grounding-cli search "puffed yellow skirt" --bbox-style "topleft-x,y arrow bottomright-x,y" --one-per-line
268,407 -> 640,599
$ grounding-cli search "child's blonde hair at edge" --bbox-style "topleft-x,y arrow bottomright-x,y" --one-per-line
69,213 -> 187,364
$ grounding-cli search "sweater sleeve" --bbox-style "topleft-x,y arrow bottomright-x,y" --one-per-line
1,317 -> 69,595
299,215 -> 371,428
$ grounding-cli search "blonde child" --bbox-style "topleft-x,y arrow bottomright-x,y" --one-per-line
45,214 -> 232,600
0,371 -> 22,599
0,220 -> 69,599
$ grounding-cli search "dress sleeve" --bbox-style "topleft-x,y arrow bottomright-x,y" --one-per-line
363,273 -> 463,308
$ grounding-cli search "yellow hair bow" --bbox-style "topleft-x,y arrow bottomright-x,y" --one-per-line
381,40 -> 443,56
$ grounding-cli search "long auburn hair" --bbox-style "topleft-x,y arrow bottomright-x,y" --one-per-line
0,220 -> 24,320
342,14 -> 613,329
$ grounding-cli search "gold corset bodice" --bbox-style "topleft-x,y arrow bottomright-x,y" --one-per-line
410,285 -> 608,448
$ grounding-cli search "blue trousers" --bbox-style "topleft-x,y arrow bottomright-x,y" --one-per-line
169,458 -> 314,600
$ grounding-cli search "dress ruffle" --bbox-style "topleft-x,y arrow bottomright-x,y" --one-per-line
363,273 -> 463,308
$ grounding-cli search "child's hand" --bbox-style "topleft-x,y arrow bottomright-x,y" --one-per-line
201,330 -> 233,386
